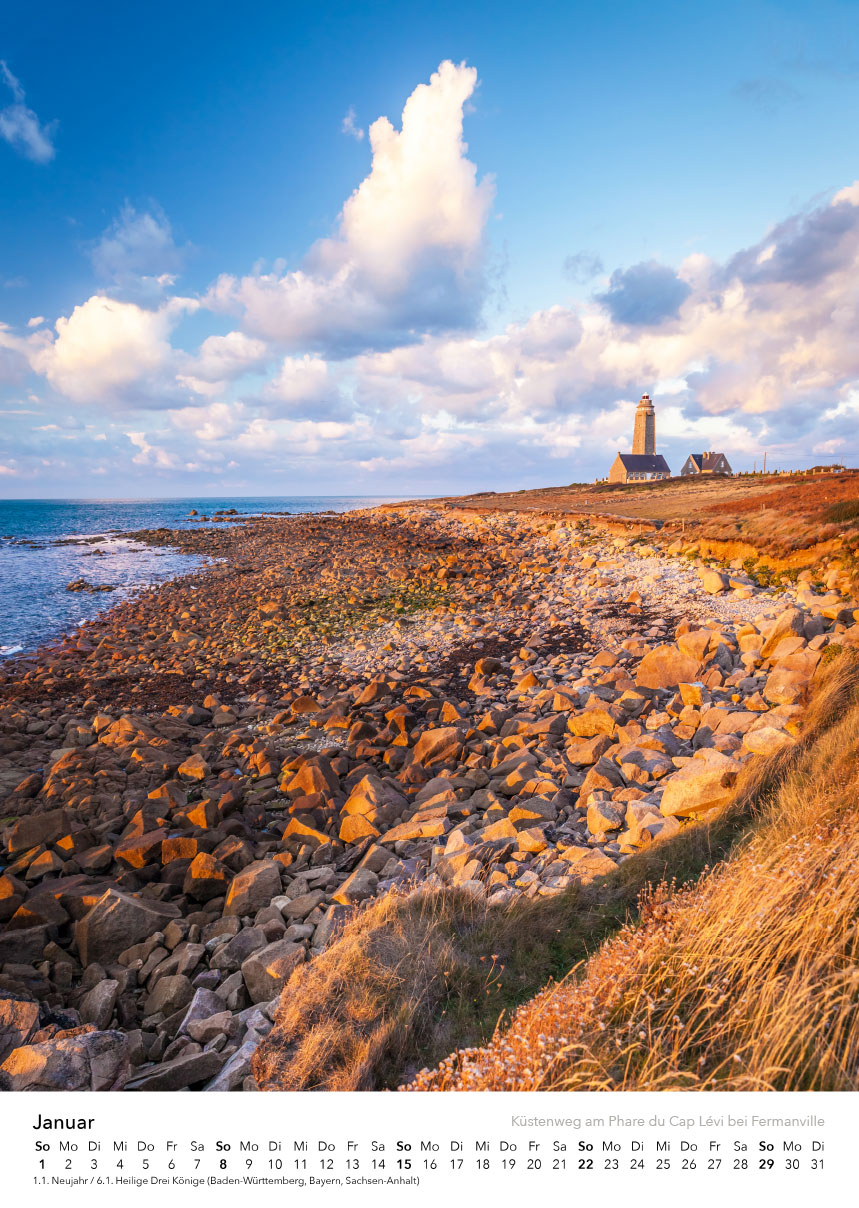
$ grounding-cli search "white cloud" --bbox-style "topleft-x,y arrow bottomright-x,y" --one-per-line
0,61 -> 56,163
169,401 -> 248,442
341,107 -> 364,140
32,295 -> 196,403
177,330 -> 268,396
262,354 -> 350,419
10,62 -> 859,486
126,431 -> 180,469
351,180 -> 859,475
89,203 -> 187,300
208,60 -> 494,356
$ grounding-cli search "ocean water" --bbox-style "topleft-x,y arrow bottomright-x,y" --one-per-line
0,497 -> 401,659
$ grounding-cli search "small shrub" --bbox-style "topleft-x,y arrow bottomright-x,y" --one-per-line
823,499 -> 859,525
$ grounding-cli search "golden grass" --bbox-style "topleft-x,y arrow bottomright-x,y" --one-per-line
252,890 -> 486,1091
406,659 -> 859,1092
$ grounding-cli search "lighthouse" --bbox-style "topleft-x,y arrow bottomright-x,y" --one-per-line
632,392 -> 656,455
606,392 -> 671,483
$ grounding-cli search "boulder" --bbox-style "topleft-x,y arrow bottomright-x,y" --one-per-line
224,861 -> 282,917
565,734 -> 615,766
743,726 -> 797,757
281,890 -> 326,920
183,852 -> 231,902
0,1029 -> 129,1091
75,890 -> 179,967
332,867 -> 378,905
0,925 -> 48,965
701,570 -> 729,594
508,796 -> 558,825
241,940 -> 305,1003
186,1010 -> 237,1045
79,980 -> 120,1030
341,774 -> 407,826
5,808 -> 70,856
587,799 -> 625,835
203,1039 -> 258,1091
637,644 -> 702,690
761,608 -> 806,659
412,727 -> 463,767
144,975 -> 194,1017
210,927 -> 268,973
114,828 -> 167,869
764,668 -> 809,706
177,753 -> 211,781
338,814 -> 380,843
125,1049 -> 225,1091
676,629 -> 711,661
660,750 -> 742,817
678,681 -> 709,707
0,996 -> 39,1061
177,988 -> 226,1036
579,756 -> 626,798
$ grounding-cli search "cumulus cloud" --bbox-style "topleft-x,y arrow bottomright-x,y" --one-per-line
89,203 -> 188,300
0,61 -> 56,163
349,181 -> 859,476
32,295 -> 196,404
596,260 -> 692,325
261,354 -> 351,419
177,330 -> 269,396
168,401 -> 248,442
126,430 -> 180,469
10,60 -> 859,488
208,60 -> 494,356
722,189 -> 859,288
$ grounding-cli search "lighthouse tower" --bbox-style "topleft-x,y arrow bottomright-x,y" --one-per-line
632,393 -> 656,456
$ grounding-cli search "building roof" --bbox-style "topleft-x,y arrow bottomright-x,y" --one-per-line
615,453 -> 671,473
686,452 -> 729,471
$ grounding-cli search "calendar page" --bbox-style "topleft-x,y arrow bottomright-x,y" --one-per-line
2,0 -> 858,1201
2,1092 -> 849,1202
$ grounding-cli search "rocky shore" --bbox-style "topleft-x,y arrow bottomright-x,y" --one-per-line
1,505 -> 858,1092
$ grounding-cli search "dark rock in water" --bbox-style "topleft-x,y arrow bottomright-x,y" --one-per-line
66,579 -> 116,593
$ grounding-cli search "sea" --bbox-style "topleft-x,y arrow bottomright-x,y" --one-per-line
0,497 -> 402,659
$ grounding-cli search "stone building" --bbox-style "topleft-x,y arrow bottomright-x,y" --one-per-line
607,393 -> 671,483
681,451 -> 733,476
608,452 -> 672,483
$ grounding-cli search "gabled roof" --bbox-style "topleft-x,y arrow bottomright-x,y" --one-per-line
686,452 -> 729,471
615,454 -> 671,473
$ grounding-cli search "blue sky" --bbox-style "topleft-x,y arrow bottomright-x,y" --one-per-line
2,0 -> 859,495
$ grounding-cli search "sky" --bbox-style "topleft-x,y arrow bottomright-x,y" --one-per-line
2,0 -> 859,497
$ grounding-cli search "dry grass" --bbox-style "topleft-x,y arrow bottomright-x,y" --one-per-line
406,658 -> 859,1092
252,890 -> 489,1091
254,657 -> 859,1094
